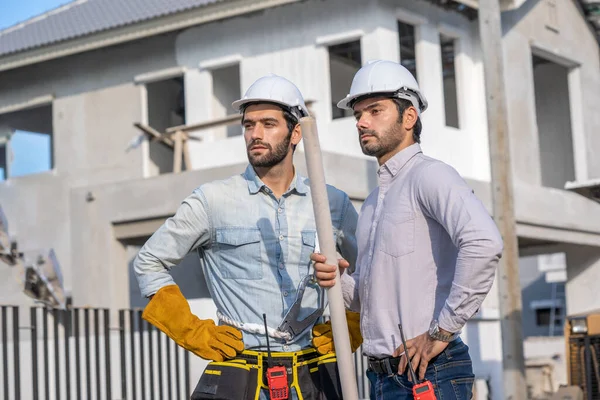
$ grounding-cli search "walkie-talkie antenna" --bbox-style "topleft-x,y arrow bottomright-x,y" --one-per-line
398,323 -> 419,383
263,313 -> 274,368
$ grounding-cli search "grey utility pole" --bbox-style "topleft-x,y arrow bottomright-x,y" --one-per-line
478,1 -> 527,399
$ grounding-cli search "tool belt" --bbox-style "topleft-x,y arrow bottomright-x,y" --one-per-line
191,348 -> 342,400
367,356 -> 401,375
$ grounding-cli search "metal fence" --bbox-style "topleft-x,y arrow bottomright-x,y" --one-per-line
1,305 -> 372,400
0,305 -> 191,400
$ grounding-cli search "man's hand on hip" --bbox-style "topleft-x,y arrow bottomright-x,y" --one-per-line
310,253 -> 349,288
393,331 -> 449,381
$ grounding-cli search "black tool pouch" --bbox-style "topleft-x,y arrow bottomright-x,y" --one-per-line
317,357 -> 342,400
300,355 -> 343,400
191,361 -> 258,400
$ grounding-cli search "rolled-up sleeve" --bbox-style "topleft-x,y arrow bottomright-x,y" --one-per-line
134,189 -> 211,298
341,272 -> 361,312
335,195 -> 360,311
336,195 -> 358,273
417,162 -> 503,333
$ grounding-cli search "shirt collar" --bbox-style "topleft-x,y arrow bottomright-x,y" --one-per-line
378,143 -> 422,177
243,165 -> 309,195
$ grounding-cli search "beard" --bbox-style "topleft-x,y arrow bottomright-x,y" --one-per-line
358,123 -> 406,159
247,133 -> 292,168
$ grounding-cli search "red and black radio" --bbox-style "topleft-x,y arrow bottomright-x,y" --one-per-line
263,314 -> 289,400
266,365 -> 289,400
412,380 -> 437,400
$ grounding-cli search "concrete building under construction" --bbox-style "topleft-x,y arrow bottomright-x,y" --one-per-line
1,0 -> 599,398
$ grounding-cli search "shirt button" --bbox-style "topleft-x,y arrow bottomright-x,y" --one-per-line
283,291 -> 289,297
283,345 -> 290,351
279,235 -> 284,241
279,263 -> 284,269
278,208 -> 283,213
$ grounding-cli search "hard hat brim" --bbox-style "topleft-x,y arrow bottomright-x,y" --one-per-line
337,90 -> 428,114
232,98 -> 307,118
336,90 -> 399,110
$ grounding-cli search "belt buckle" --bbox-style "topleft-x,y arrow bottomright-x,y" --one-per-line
383,358 -> 395,377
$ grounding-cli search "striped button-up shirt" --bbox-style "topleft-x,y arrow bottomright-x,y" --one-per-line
342,143 -> 503,358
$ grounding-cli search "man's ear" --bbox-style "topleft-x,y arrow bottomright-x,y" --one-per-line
291,123 -> 302,146
403,106 -> 418,131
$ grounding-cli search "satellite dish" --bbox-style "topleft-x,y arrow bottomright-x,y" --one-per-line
23,249 -> 67,309
0,204 -> 21,266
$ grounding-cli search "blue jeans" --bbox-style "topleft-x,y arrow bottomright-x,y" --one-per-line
366,338 -> 474,400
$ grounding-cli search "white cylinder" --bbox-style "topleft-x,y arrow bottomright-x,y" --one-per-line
300,116 -> 359,400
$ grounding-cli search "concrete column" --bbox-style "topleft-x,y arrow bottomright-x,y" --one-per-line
312,46 -> 334,124
565,245 -> 600,315
415,23 -> 445,147
184,68 -> 212,125
0,124 -> 11,179
70,189 -> 130,312
184,68 -> 218,168
467,28 -> 492,182
501,31 -> 542,186
360,27 -> 400,64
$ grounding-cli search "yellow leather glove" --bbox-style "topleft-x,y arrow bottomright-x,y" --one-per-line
142,285 -> 244,361
312,310 -> 362,354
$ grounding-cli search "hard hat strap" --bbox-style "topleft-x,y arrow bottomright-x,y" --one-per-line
393,88 -> 421,111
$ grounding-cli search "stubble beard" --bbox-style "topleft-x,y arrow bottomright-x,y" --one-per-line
247,133 -> 292,168
359,123 -> 405,159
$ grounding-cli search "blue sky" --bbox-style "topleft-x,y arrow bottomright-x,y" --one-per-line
0,0 -> 71,30
1,0 -> 68,180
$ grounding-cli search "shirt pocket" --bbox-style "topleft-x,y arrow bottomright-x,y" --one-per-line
379,212 -> 415,258
215,227 -> 263,280
299,230 -> 316,276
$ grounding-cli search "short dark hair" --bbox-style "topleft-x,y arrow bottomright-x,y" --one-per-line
392,98 -> 422,143
241,101 -> 299,150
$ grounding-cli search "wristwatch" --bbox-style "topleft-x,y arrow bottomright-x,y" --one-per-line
428,320 -> 458,342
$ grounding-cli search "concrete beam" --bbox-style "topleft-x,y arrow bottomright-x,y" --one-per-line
69,150 -> 600,309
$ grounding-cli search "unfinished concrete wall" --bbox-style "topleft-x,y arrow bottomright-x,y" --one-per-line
565,245 -> 600,315
0,34 -> 180,306
0,34 -> 178,110
175,0 -> 490,180
0,174 -> 68,306
54,84 -> 146,185
502,0 -> 600,184
212,64 -> 242,139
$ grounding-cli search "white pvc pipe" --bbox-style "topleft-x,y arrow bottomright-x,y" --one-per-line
300,116 -> 359,400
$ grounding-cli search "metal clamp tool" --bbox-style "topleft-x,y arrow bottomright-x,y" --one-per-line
277,274 -> 325,338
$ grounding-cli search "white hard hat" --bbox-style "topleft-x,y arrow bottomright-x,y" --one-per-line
337,60 -> 428,114
232,74 -> 309,120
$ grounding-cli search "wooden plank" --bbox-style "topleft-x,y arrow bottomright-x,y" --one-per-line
165,100 -> 315,134
182,141 -> 192,172
173,130 -> 183,173
133,123 -> 174,147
